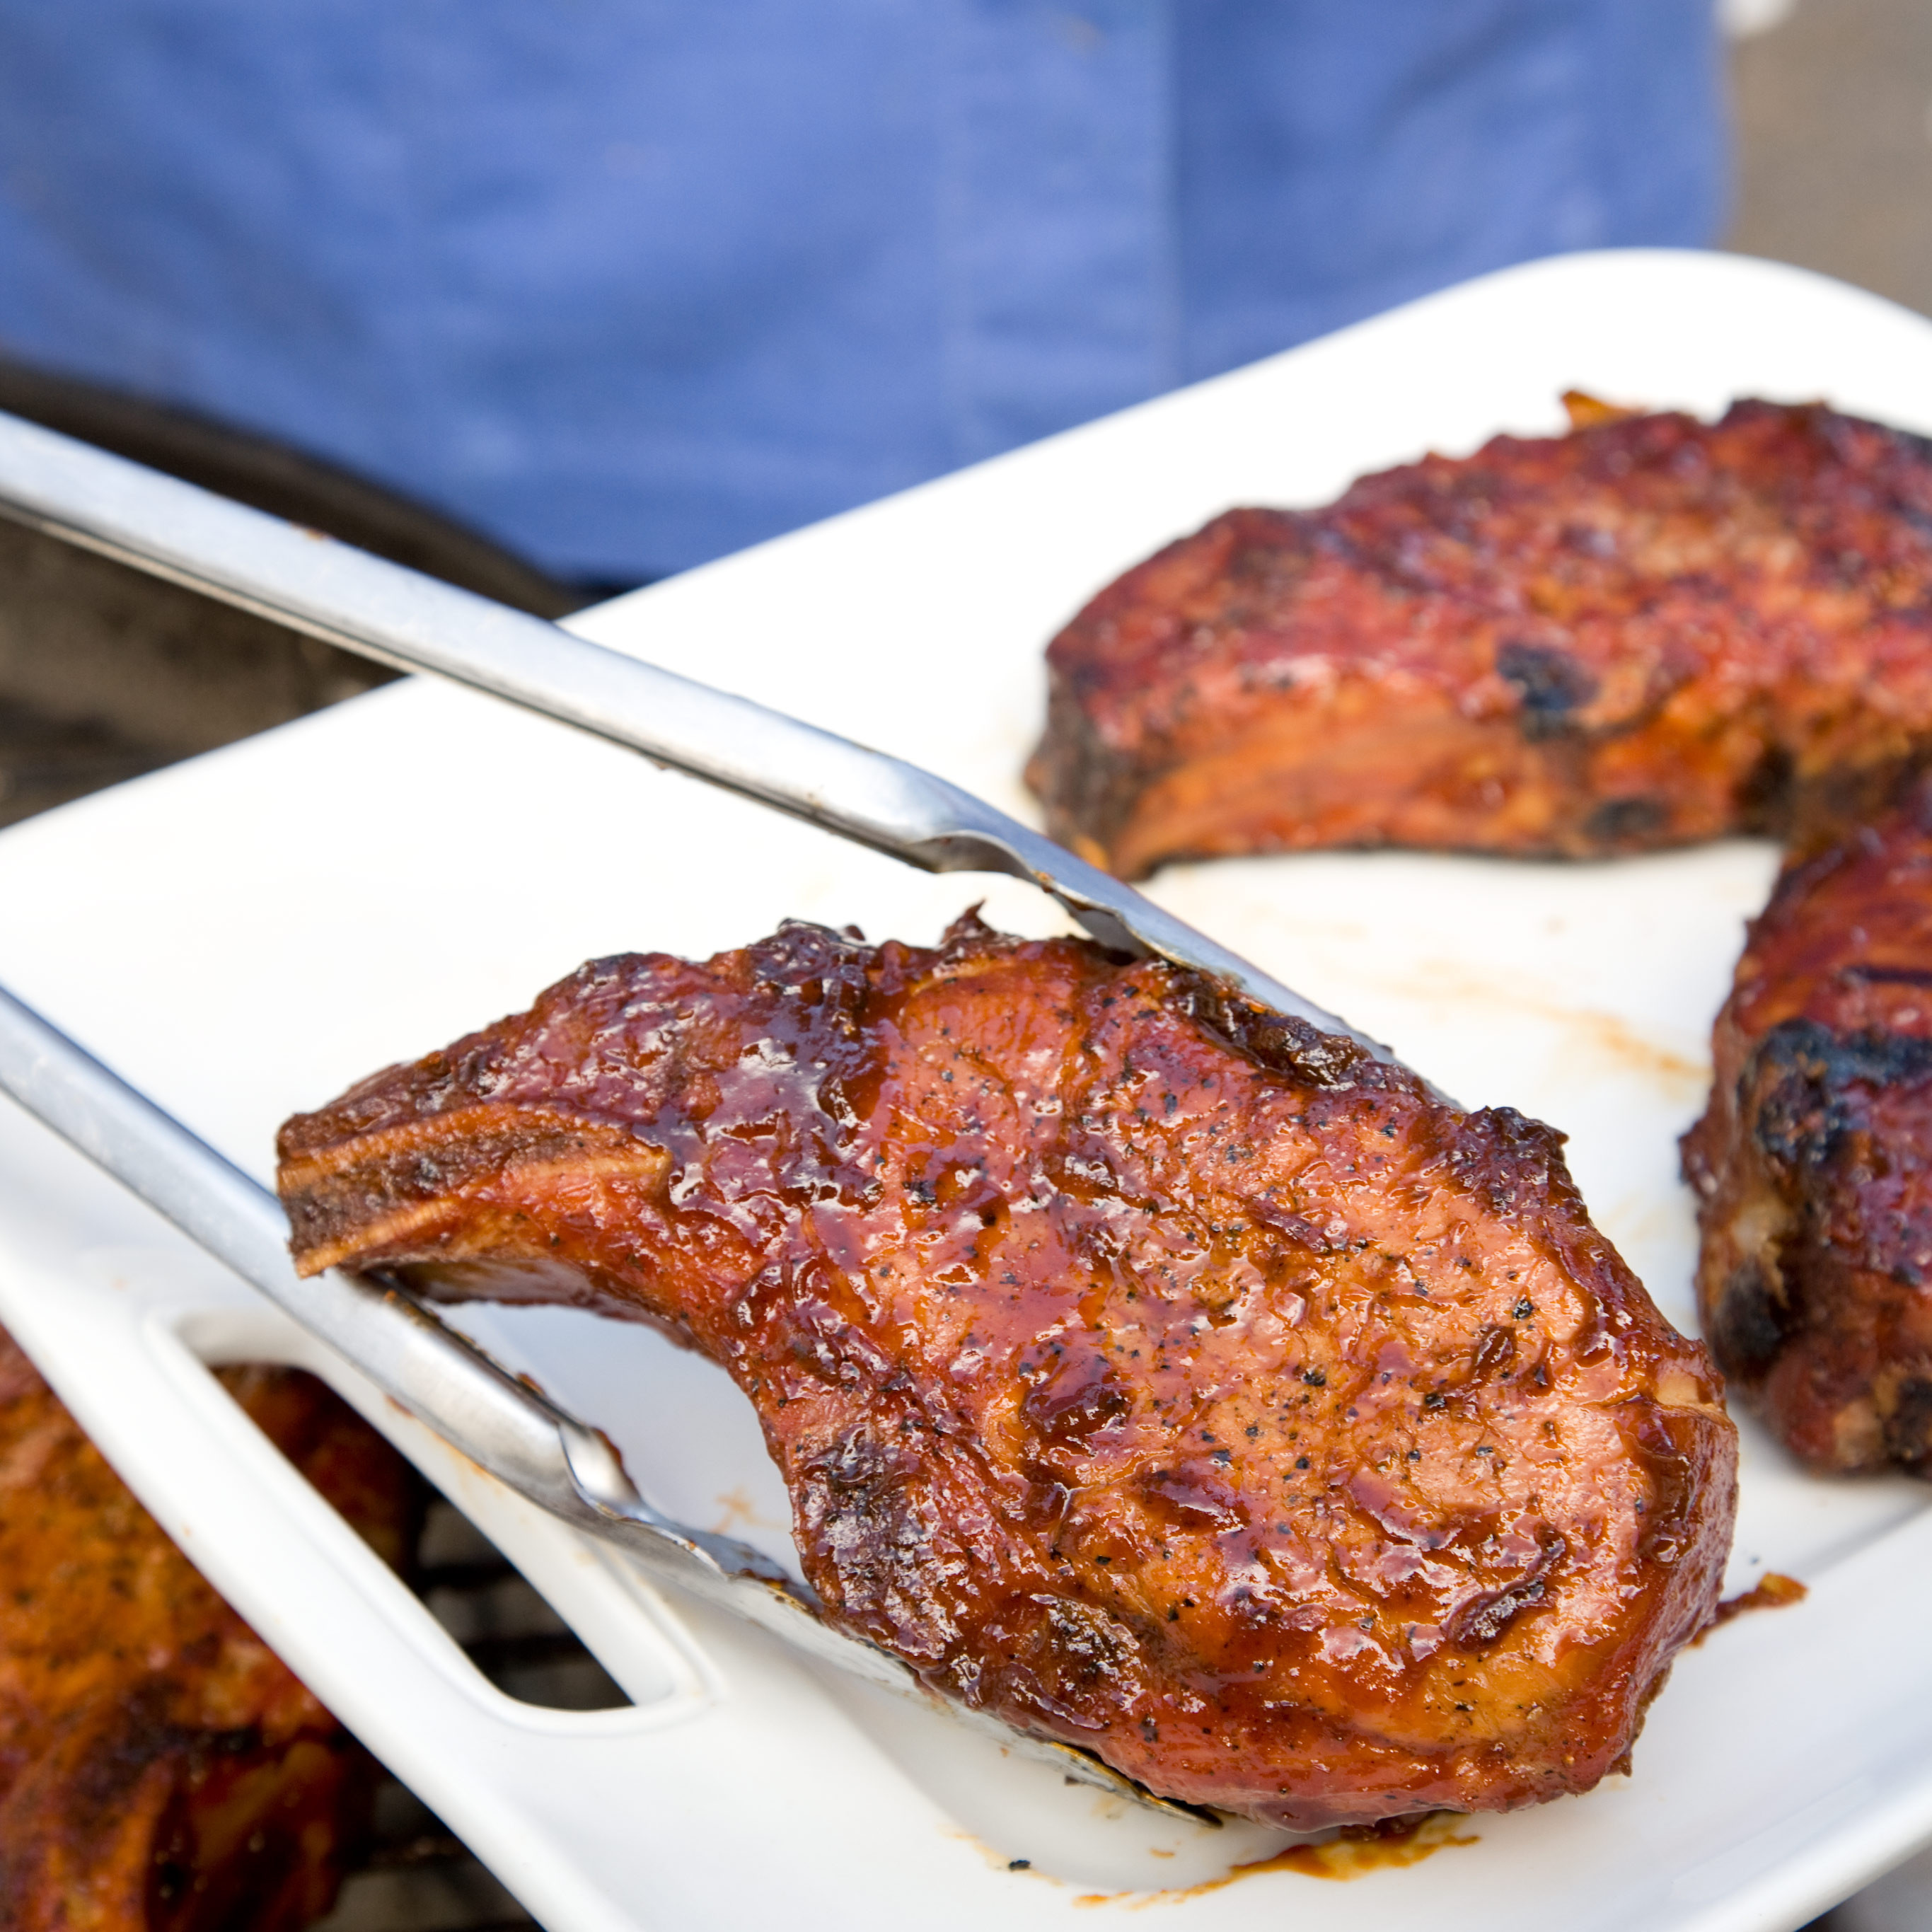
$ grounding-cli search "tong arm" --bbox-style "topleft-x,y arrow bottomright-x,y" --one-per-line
0,410 -> 1379,1054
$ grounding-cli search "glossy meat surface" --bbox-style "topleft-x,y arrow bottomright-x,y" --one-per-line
1030,400 -> 1932,878
279,913 -> 1735,1829
1684,781 -> 1932,1474
0,1331 -> 419,1932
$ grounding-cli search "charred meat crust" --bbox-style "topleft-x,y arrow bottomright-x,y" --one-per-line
278,911 -> 1735,1830
0,1331 -> 421,1932
1684,780 -> 1932,1474
1029,400 -> 1932,879
1031,393 -> 1932,1482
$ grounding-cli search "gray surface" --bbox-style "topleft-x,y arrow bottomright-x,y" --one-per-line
1730,13 -> 1932,1924
0,518 -> 389,826
1729,0 -> 1932,320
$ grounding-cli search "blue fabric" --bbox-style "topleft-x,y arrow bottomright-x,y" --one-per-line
0,3 -> 1724,582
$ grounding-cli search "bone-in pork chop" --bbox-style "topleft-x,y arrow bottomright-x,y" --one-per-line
277,913 -> 1734,1829
1029,399 -> 1932,879
0,1330 -> 419,1931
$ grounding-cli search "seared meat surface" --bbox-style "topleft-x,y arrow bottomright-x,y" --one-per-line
0,1329 -> 419,1932
278,913 -> 1735,1829
1034,391 -> 1932,1481
1684,780 -> 1932,1474
1030,399 -> 1932,879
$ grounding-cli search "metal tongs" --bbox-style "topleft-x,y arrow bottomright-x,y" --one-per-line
0,410 -> 1381,1814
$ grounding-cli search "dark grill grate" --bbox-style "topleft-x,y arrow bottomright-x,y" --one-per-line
413,1501 -> 630,1717
316,1500 -> 632,1931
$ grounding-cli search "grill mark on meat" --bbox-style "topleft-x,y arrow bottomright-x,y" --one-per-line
1709,1257 -> 1791,1382
1745,1019 -> 1932,1173
1585,796 -> 1670,843
1683,777 -> 1932,1472
1495,642 -> 1599,739
1886,1377 -> 1932,1464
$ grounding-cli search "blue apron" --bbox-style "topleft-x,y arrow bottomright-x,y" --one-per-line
0,2 -> 1723,580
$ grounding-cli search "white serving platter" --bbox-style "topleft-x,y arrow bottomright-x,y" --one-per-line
2,248 -> 1931,1931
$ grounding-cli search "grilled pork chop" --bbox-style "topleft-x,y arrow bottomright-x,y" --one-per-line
1684,780 -> 1932,1474
277,912 -> 1734,1829
1029,399 -> 1932,879
0,1330 -> 420,1932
